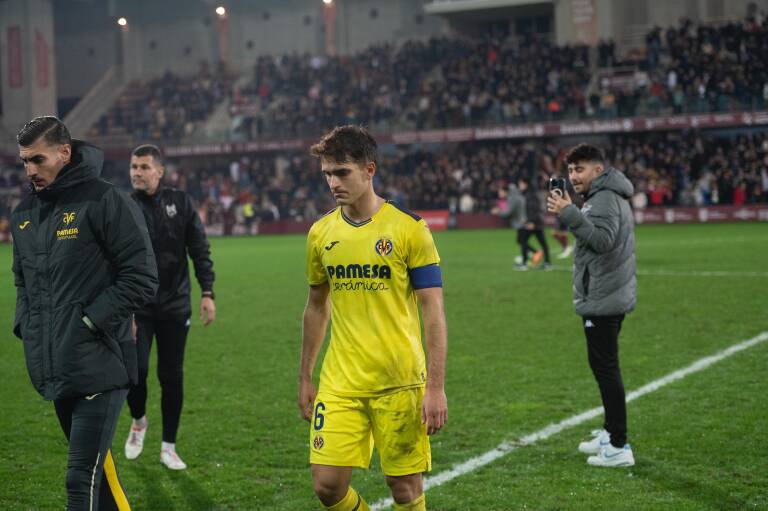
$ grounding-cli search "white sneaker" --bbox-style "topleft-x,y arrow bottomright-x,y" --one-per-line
160,449 -> 188,470
587,443 -> 635,467
578,429 -> 610,454
557,245 -> 574,259
124,422 -> 147,460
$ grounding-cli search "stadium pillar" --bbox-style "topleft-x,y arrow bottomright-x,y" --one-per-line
0,0 -> 57,133
323,1 -> 337,56
215,10 -> 231,65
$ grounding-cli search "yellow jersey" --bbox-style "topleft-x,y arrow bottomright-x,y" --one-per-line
306,201 -> 441,396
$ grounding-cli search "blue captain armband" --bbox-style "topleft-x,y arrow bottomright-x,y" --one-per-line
409,264 -> 443,290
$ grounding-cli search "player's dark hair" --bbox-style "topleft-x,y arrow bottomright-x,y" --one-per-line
17,116 -> 71,147
565,144 -> 605,166
132,144 -> 164,165
310,125 -> 378,166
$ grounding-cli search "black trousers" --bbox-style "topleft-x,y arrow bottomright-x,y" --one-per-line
583,314 -> 628,448
54,389 -> 130,511
515,229 -> 537,258
520,228 -> 551,264
127,316 -> 190,443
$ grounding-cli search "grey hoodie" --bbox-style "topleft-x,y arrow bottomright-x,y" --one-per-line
559,167 -> 636,317
503,184 -> 526,229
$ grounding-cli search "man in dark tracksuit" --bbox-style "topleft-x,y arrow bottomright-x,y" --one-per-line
547,143 -> 637,468
518,176 -> 551,270
12,116 -> 158,510
123,144 -> 215,470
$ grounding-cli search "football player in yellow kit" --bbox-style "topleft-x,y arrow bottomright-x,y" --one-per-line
298,126 -> 448,511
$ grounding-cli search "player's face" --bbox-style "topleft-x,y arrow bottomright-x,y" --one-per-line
130,155 -> 164,195
18,138 -> 71,191
321,158 -> 375,206
568,161 -> 603,194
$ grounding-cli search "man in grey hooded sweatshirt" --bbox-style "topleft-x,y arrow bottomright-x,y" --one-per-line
547,143 -> 637,468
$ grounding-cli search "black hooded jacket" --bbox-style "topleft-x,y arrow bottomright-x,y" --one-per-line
11,141 -> 158,400
131,187 -> 214,319
524,187 -> 544,228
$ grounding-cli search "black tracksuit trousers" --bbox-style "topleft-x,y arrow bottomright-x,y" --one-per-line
127,316 -> 190,443
583,314 -> 628,448
54,389 -> 130,510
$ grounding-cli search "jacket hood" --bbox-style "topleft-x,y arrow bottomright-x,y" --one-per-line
587,166 -> 634,199
35,140 -> 102,200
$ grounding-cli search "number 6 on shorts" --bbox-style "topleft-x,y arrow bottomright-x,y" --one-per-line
313,402 -> 325,431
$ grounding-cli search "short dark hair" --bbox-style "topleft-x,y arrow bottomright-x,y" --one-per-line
132,144 -> 164,165
565,143 -> 605,166
17,116 -> 71,147
310,125 -> 378,166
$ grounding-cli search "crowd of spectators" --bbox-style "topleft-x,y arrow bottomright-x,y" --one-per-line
155,129 -> 768,231
596,15 -> 768,117
84,15 -> 768,144
1,129 -> 766,238
229,34 -> 591,138
4,15 -> 768,237
154,153 -> 330,234
229,38 -> 468,139
91,61 -> 234,142
227,15 -> 768,139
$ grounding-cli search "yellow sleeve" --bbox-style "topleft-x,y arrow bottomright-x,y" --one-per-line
406,219 -> 441,269
306,224 -> 327,285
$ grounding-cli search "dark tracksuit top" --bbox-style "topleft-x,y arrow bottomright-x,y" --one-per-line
131,187 -> 214,320
11,141 -> 158,401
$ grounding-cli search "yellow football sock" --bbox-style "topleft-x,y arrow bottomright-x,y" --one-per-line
326,487 -> 370,511
393,494 -> 426,510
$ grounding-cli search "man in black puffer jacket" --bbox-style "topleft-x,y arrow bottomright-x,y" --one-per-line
123,144 -> 215,471
12,116 -> 158,510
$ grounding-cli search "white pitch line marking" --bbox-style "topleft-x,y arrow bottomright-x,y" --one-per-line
636,236 -> 768,247
548,267 -> 768,278
370,331 -> 768,510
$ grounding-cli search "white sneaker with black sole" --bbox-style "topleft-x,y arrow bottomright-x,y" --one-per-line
578,428 -> 610,454
587,443 -> 635,467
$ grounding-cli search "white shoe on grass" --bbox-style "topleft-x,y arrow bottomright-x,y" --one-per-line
557,245 -> 574,259
578,429 -> 610,454
587,443 -> 635,467
124,421 -> 147,460
160,448 -> 188,470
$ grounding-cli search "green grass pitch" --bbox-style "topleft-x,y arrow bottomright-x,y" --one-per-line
1,223 -> 767,510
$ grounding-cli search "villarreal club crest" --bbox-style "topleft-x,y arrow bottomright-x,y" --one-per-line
375,238 -> 393,256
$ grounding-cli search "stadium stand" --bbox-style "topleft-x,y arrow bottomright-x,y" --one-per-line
80,16 -> 768,144
2,15 -> 767,238
160,130 -> 768,228
90,61 -> 235,142
225,17 -> 768,138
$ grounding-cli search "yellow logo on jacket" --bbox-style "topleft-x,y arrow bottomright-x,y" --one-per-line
57,212 -> 79,240
19,220 -> 31,230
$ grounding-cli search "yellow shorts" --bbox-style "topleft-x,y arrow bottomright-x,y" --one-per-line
308,386 -> 431,476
